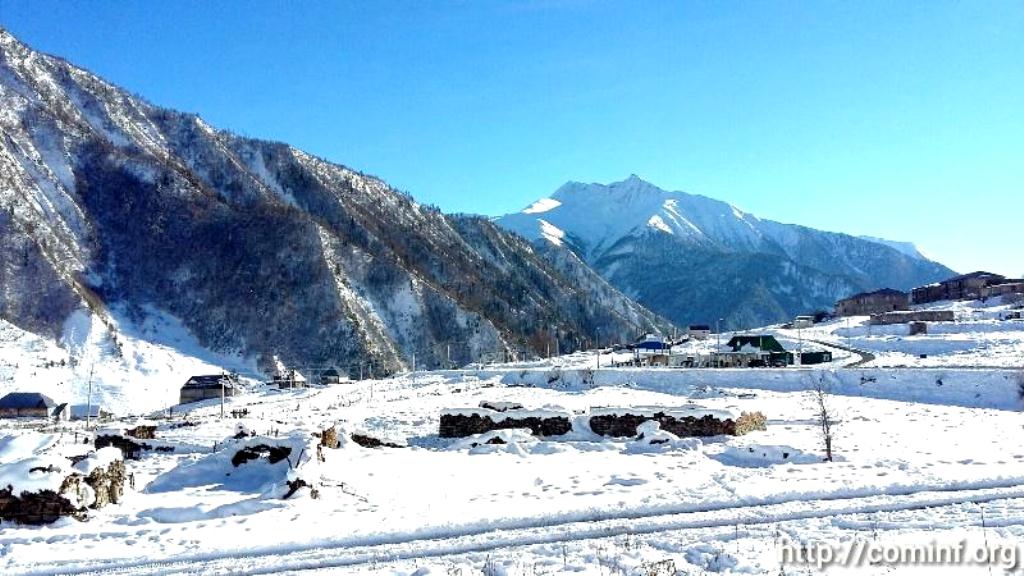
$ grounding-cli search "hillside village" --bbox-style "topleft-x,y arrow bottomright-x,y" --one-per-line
2,266 -> 1023,574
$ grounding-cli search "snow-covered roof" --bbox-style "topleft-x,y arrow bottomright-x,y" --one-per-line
71,404 -> 104,418
73,447 -> 123,475
0,392 -> 60,409
183,375 -> 238,389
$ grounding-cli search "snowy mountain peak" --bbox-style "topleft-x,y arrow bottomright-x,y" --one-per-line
498,177 -> 955,329
502,178 -> 771,256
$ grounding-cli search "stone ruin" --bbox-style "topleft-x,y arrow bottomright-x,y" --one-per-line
589,409 -> 767,438
231,444 -> 292,467
0,455 -> 126,525
95,434 -> 151,460
65,458 -> 126,509
350,432 -> 404,448
95,431 -> 174,459
439,405 -> 572,438
319,425 -> 340,449
126,425 -> 157,440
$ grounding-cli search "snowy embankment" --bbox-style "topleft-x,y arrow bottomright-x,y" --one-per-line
439,366 -> 1024,411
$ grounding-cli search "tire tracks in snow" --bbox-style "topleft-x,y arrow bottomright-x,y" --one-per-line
31,481 -> 1024,576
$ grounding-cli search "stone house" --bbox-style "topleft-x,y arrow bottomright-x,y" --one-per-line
835,288 -> 908,317
179,374 -> 239,404
911,272 -> 1006,304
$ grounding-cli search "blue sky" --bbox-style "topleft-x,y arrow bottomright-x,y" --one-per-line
1,1 -> 1021,276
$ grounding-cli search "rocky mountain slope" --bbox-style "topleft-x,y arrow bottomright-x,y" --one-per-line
498,176 -> 955,328
0,28 -> 669,380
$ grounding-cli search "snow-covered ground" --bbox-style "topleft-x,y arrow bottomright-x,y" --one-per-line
1,296 -> 1023,574
2,363 -> 1023,575
0,306 -> 259,416
772,297 -> 1024,368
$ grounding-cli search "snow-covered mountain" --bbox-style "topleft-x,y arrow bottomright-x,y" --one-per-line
499,176 -> 955,328
857,235 -> 930,261
0,28 -> 669,393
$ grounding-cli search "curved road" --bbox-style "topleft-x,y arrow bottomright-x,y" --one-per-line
801,337 -> 876,367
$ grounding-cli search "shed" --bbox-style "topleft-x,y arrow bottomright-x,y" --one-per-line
0,392 -> 69,420
793,316 -> 815,329
70,404 -> 110,421
798,351 -> 833,365
179,374 -> 239,404
687,325 -> 712,340
633,333 -> 669,351
320,368 -> 345,385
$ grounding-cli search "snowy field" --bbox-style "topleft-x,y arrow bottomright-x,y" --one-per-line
1,296 -> 1023,574
2,365 -> 1024,575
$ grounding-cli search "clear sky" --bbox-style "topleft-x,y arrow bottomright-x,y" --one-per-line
1,1 -> 1021,276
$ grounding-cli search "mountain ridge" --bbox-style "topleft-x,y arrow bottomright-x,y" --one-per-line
498,176 -> 955,328
0,28 -> 670,386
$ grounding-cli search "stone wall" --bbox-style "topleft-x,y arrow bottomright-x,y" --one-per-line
439,410 -> 572,438
589,411 -> 766,438
0,458 -> 125,525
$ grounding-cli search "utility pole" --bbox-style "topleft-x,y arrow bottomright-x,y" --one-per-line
595,327 -> 601,370
220,372 -> 225,419
412,352 -> 416,373
716,318 -> 724,368
85,363 -> 94,431
846,316 -> 852,351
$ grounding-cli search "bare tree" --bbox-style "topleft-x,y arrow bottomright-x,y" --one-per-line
1016,368 -> 1024,401
810,374 -> 838,462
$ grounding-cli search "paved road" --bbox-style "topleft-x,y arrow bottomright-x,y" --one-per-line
801,337 -> 876,367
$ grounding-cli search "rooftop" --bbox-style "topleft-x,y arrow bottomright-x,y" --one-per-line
0,392 -> 59,409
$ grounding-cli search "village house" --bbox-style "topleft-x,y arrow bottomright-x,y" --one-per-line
629,334 -> 671,366
271,369 -> 307,389
320,368 -> 345,385
70,404 -> 111,421
687,325 -> 712,340
835,288 -> 909,316
911,271 -> 1006,304
0,392 -> 69,420
793,316 -> 815,329
982,280 -> 1024,300
719,335 -> 793,367
179,374 -> 239,404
